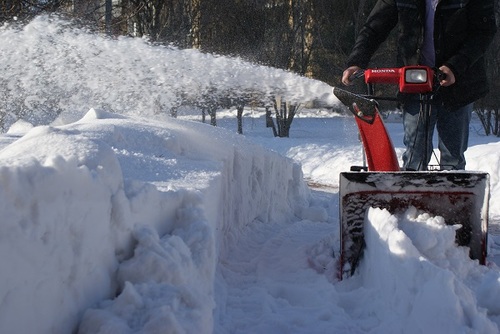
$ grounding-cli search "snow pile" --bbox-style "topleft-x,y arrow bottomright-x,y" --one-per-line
467,143 -> 500,219
0,109 -> 308,333
356,207 -> 496,333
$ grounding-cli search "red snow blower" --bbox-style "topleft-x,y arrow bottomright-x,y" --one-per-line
334,66 -> 490,280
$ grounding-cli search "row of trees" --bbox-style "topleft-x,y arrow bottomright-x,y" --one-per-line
0,0 -> 499,135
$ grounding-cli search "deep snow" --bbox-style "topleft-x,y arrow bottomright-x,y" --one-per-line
1,16 -> 500,334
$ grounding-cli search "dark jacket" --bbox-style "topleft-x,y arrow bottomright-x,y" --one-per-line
347,0 -> 497,108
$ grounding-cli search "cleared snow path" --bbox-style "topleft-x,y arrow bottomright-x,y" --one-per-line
214,189 -> 363,334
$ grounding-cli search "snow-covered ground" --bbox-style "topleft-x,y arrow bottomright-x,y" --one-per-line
1,16 -> 500,334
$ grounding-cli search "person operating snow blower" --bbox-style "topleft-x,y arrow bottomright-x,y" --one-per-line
342,0 -> 497,171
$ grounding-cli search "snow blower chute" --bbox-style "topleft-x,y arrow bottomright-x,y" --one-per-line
334,66 -> 490,280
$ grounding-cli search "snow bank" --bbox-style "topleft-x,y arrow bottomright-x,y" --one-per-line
467,142 -> 500,218
0,110 -> 309,333
354,207 -> 497,333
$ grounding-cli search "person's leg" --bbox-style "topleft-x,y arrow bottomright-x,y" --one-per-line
402,98 -> 437,170
436,103 -> 473,170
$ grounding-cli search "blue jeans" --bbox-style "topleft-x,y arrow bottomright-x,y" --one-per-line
402,98 -> 472,171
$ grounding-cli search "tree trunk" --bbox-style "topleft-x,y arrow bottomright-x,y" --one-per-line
495,109 -> 500,136
209,107 -> 217,126
272,97 -> 297,138
236,104 -> 244,134
105,0 -> 112,35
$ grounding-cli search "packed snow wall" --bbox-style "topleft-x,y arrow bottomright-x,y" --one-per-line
0,110 -> 310,333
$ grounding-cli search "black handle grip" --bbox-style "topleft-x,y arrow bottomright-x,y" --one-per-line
348,70 -> 365,83
437,70 -> 447,82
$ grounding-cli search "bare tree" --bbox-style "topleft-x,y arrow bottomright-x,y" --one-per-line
269,96 -> 299,138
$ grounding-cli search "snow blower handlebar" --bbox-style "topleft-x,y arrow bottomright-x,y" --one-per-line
349,65 -> 445,95
336,65 -> 448,170
366,66 -> 434,93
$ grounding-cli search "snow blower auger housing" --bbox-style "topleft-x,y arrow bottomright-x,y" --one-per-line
334,66 -> 490,280
339,171 -> 489,279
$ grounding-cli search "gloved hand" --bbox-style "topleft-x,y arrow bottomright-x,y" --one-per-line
342,66 -> 362,86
